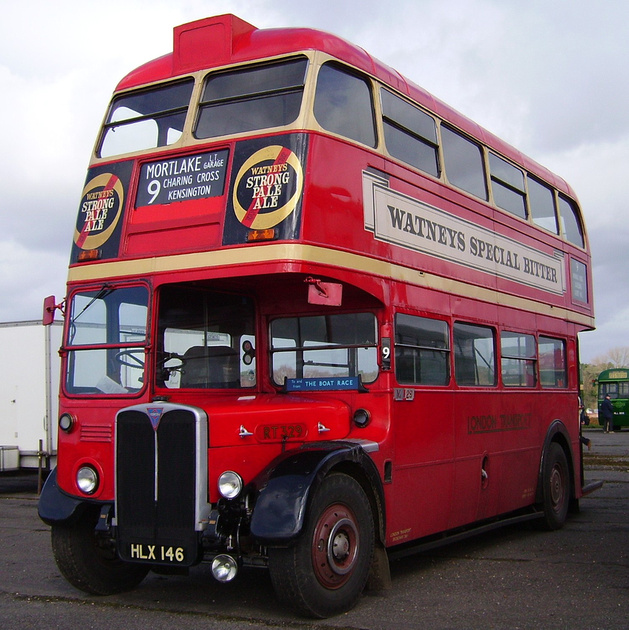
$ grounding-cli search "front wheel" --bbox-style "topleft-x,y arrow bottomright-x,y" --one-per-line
51,507 -> 148,595
539,442 -> 570,530
268,473 -> 375,618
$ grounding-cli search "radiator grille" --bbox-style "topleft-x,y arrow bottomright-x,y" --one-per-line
115,404 -> 208,566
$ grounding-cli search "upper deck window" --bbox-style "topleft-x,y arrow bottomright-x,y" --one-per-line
489,153 -> 526,219
99,79 -> 194,158
441,126 -> 487,200
195,57 -> 308,138
314,63 -> 376,147
558,194 -> 585,248
380,88 -> 439,177
528,177 -> 559,234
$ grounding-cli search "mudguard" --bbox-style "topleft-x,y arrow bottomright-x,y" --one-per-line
38,468 -> 88,525
249,440 -> 383,544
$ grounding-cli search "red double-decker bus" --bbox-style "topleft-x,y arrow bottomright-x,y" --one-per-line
39,14 -> 600,617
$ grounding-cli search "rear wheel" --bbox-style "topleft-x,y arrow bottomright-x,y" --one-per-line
268,473 -> 374,618
51,508 -> 148,595
539,442 -> 570,530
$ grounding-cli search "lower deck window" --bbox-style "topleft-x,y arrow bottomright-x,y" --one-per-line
394,314 -> 449,385
538,336 -> 567,388
454,322 -> 496,386
501,331 -> 537,387
270,312 -> 378,385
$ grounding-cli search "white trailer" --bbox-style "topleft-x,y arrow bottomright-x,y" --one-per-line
0,320 -> 62,471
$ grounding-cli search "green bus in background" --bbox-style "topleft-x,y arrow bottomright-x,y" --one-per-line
597,368 -> 629,430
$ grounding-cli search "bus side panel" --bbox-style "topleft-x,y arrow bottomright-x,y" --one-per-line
386,390 -> 455,546
450,390 -> 503,527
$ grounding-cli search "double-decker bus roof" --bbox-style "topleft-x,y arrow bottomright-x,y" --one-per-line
115,13 -> 576,200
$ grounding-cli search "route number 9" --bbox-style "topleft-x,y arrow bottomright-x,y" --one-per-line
147,179 -> 161,204
381,337 -> 391,370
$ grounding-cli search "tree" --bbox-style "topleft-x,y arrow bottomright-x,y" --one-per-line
593,346 -> 629,368
580,362 -> 601,410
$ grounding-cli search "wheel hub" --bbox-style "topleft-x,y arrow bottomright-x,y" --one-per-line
550,465 -> 564,510
329,518 -> 353,571
312,504 -> 360,588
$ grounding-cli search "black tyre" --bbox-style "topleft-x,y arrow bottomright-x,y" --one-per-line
51,508 -> 148,595
268,473 -> 375,618
539,442 -> 570,530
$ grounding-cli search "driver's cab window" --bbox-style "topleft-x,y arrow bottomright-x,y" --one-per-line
65,285 -> 148,395
156,286 -> 256,389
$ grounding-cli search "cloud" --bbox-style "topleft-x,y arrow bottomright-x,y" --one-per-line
0,0 -> 628,364
0,240 -> 68,322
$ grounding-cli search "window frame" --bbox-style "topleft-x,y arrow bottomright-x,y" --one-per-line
500,330 -> 538,388
489,152 -> 527,219
313,61 -> 377,148
64,283 -> 150,396
440,125 -> 488,200
194,56 -> 309,139
537,335 -> 567,389
394,313 -> 451,386
558,193 -> 585,248
98,79 -> 194,158
380,88 -> 440,177
269,312 -> 379,386
453,321 -> 497,387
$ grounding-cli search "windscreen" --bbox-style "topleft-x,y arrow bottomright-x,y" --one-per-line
65,285 -> 149,394
156,286 -> 256,389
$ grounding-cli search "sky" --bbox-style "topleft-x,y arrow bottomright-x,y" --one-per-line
0,0 -> 627,364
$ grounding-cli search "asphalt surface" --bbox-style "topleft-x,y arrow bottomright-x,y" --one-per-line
1,428 -> 627,629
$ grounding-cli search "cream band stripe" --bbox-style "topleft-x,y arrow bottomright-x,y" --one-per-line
66,243 -> 594,327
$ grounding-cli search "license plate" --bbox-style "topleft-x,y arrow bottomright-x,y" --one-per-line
127,542 -> 186,563
256,423 -> 307,441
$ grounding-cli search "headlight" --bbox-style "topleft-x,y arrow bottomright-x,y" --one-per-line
76,466 -> 99,494
218,471 -> 243,499
59,413 -> 75,433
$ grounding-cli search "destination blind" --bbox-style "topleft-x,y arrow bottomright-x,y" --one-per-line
136,149 -> 229,207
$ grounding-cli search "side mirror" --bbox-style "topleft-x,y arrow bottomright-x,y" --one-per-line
43,295 -> 57,326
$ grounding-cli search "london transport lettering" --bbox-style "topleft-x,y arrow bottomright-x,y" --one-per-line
468,413 -> 532,434
364,174 -> 565,295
